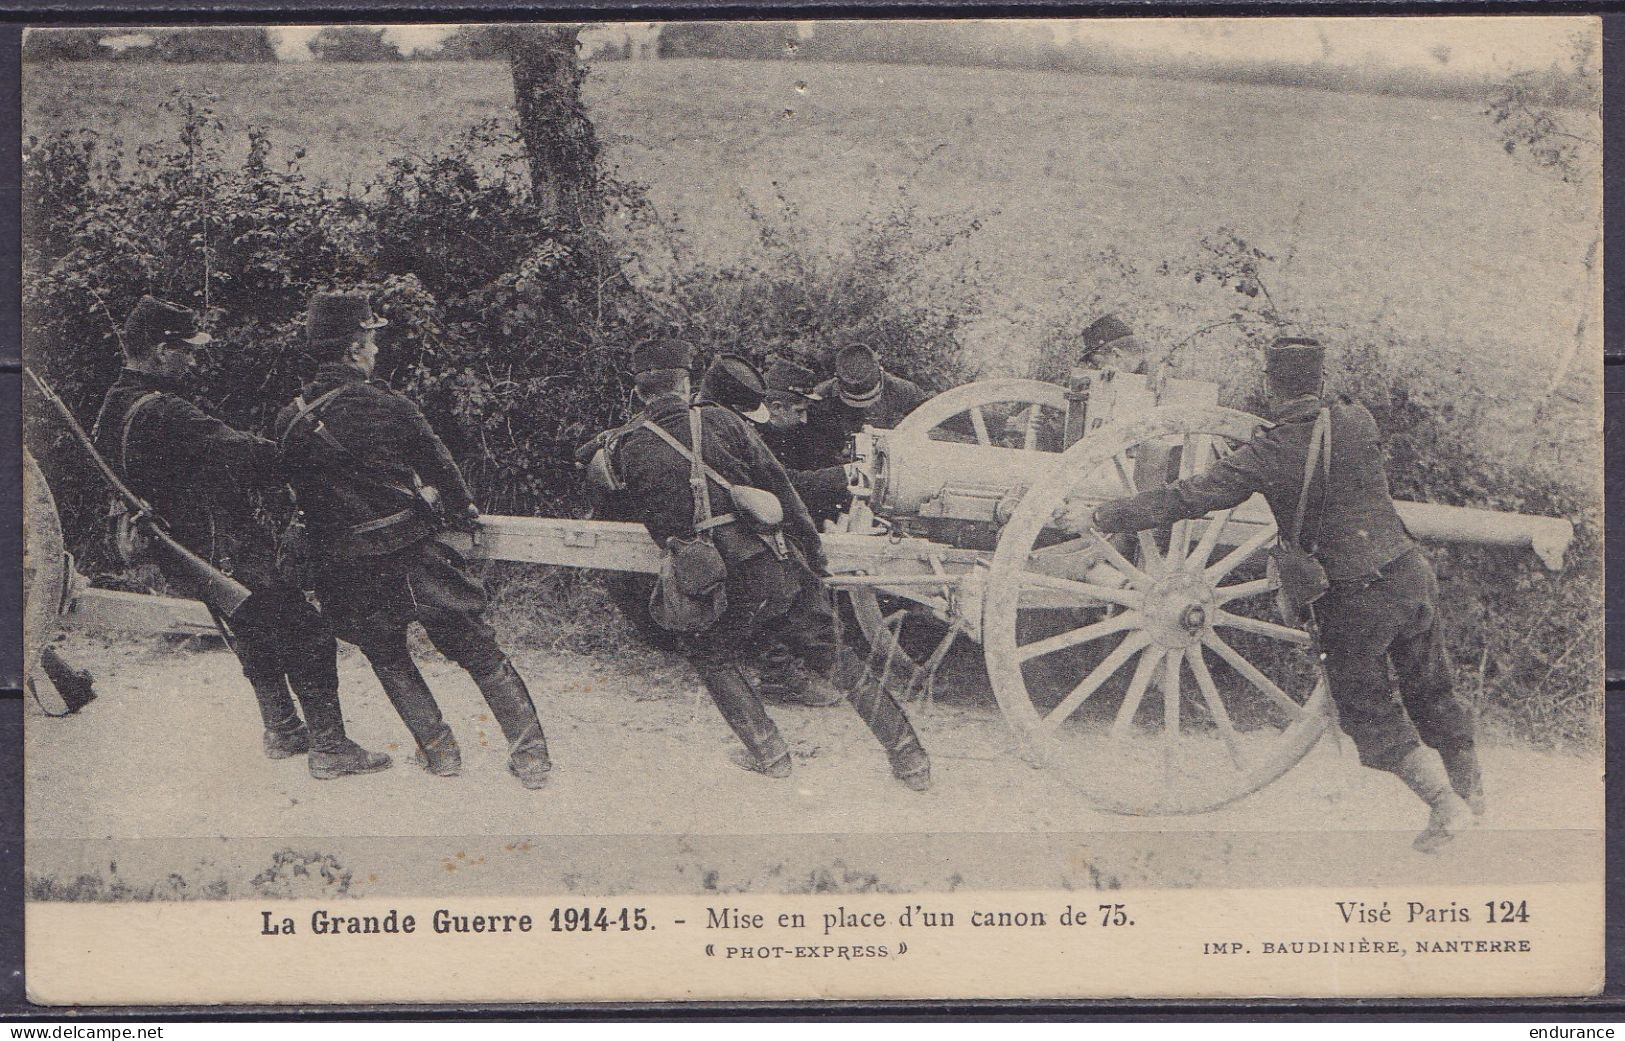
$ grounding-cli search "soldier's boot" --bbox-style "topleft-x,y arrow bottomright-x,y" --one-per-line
247,672 -> 308,760
298,688 -> 392,781
846,681 -> 932,792
699,664 -> 791,779
1438,742 -> 1486,817
471,660 -> 552,790
369,657 -> 460,777
756,648 -> 844,708
1394,746 -> 1478,854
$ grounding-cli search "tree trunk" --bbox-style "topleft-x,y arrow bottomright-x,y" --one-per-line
503,25 -> 602,230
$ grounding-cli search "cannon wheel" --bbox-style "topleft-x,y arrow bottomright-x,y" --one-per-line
847,379 -> 1070,656
983,405 -> 1331,816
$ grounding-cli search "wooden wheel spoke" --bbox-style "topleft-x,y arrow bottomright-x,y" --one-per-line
1135,530 -> 1165,576
1206,523 -> 1277,582
1187,508 -> 1233,569
1108,645 -> 1165,739
1086,529 -> 1152,587
1112,453 -> 1137,496
1039,631 -> 1151,731
1214,609 -> 1311,647
1203,633 -> 1304,719
1029,535 -> 1095,561
1022,409 -> 1042,452
1162,648 -> 1183,741
1017,611 -> 1143,663
969,407 -> 991,446
1020,571 -> 1141,610
1217,578 -> 1276,604
1188,646 -> 1246,771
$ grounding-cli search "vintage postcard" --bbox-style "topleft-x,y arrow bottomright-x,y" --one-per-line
19,16 -> 1603,1004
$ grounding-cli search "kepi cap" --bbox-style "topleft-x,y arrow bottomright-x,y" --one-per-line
631,337 -> 693,376
1265,336 -> 1325,399
1081,314 -> 1141,358
124,295 -> 212,355
763,354 -> 822,400
307,291 -> 388,345
701,354 -> 771,423
834,343 -> 884,408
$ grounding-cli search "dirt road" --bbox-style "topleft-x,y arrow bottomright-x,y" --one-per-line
26,632 -> 1602,899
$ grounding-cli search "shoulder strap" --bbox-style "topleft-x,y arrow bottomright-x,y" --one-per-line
278,385 -> 352,452
118,392 -> 164,475
640,412 -> 739,534
639,417 -> 736,494
1288,409 -> 1330,544
687,406 -> 713,532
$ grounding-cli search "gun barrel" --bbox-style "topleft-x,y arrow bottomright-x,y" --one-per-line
1394,501 -> 1573,571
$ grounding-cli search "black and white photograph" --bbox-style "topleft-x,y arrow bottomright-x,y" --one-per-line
17,15 -> 1604,1003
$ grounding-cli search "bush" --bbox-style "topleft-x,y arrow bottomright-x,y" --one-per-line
664,187 -> 982,392
24,94 -> 986,585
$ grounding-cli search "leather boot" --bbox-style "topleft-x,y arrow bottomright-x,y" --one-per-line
472,659 -> 552,790
247,671 -> 307,760
298,687 -> 392,780
1393,746 -> 1478,853
756,644 -> 844,707
1439,742 -> 1486,816
261,710 -> 309,761
698,663 -> 791,778
368,656 -> 458,777
846,682 -> 932,792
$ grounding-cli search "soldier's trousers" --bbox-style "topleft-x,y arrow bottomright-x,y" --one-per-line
1315,549 -> 1476,773
318,539 -> 548,762
218,583 -> 347,741
686,547 -> 925,768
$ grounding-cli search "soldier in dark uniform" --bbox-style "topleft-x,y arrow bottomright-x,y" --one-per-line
274,292 -> 552,790
94,296 -> 390,779
1088,337 -> 1481,853
802,343 -> 929,469
696,355 -> 844,709
758,355 -> 855,526
603,339 -> 931,789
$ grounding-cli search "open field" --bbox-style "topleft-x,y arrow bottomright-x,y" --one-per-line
24,58 -> 1601,426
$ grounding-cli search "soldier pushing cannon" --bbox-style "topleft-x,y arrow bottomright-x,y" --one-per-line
27,293 -> 1575,850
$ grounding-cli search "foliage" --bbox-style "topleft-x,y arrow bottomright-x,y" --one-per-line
152,29 -> 278,64
662,187 -> 981,393
24,93 -> 985,585
1484,30 -> 1601,185
415,25 -> 510,61
23,27 -> 277,64
308,26 -> 403,63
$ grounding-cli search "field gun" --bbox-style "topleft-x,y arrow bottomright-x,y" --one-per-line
28,365 -> 1575,816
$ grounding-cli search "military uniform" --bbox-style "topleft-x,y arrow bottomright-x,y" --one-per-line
275,293 -> 551,788
1090,337 -> 1480,851
609,349 -> 930,788
94,297 -> 387,778
802,370 -> 929,467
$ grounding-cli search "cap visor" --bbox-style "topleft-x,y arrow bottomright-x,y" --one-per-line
360,316 -> 389,329
181,331 -> 213,347
743,403 -> 772,424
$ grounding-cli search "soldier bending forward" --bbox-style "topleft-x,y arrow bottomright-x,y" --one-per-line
275,292 -> 552,789
604,339 -> 932,790
1089,337 -> 1481,853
